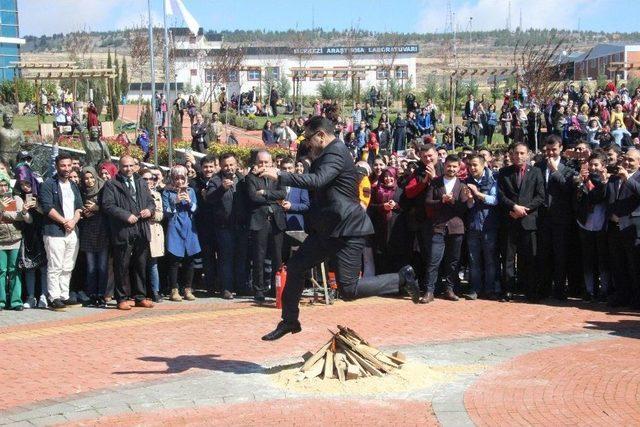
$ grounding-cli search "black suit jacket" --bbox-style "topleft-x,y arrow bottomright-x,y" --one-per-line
279,139 -> 374,238
535,159 -> 577,225
245,172 -> 286,232
425,176 -> 470,235
100,173 -> 156,245
498,164 -> 546,231
606,172 -> 640,241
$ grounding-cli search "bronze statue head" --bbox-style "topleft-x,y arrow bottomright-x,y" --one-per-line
3,112 -> 13,128
89,126 -> 100,140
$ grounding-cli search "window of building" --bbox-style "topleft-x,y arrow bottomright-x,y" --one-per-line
376,67 -> 390,80
204,69 -> 214,83
190,69 -> 197,76
292,70 -> 306,81
189,36 -> 196,44
0,25 -> 18,37
0,0 -> 16,10
309,69 -> 324,81
266,66 -> 280,80
227,70 -> 239,82
395,66 -> 409,80
247,68 -> 261,81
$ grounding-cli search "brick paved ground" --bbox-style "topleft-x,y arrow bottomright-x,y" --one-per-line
0,296 -> 638,426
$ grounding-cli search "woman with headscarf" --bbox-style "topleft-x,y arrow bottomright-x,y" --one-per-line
79,166 -> 109,307
16,179 -> 47,309
162,164 -> 201,302
98,161 -> 118,181
369,168 -> 403,274
0,172 -> 32,311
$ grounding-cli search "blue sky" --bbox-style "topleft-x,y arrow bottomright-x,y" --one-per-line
19,0 -> 640,37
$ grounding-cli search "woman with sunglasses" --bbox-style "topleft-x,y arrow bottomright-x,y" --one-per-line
140,168 -> 164,302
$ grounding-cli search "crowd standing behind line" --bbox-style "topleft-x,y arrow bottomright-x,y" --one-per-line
2,79 -> 640,312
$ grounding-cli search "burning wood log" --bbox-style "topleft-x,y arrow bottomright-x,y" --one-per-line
298,325 -> 406,381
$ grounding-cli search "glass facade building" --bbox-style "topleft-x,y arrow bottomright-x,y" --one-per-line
0,0 -> 21,81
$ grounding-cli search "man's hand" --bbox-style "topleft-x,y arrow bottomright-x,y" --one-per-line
442,193 -> 454,204
256,189 -> 266,196
259,167 -> 280,181
462,185 -> 473,199
618,166 -> 630,181
63,218 -> 76,232
222,178 -> 234,190
425,163 -> 436,180
547,157 -> 558,173
127,214 -> 139,224
281,200 -> 291,210
139,209 -> 152,219
511,204 -> 530,218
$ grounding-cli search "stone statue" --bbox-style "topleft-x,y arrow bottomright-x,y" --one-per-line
80,125 -> 111,169
0,112 -> 25,167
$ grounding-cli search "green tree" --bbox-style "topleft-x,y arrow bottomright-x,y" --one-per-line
277,75 -> 291,99
139,103 -> 154,136
317,79 -> 348,101
120,56 -> 129,98
114,54 -> 121,105
171,106 -> 182,139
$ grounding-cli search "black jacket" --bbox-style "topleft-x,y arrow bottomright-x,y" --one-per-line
100,173 -> 155,245
535,159 -> 577,226
244,172 -> 286,232
498,164 -> 546,231
205,171 -> 248,229
279,139 -> 374,238
606,173 -> 640,242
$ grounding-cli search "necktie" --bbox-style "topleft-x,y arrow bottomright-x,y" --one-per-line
517,165 -> 526,187
128,178 -> 137,201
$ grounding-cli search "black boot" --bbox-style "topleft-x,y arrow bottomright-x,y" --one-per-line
398,265 -> 420,304
262,320 -> 302,341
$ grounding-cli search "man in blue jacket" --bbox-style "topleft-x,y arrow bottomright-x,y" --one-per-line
38,153 -> 83,311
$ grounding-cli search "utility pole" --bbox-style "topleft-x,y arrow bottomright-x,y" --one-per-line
147,0 -> 158,165
163,0 -> 173,167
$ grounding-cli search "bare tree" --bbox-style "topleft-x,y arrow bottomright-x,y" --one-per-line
376,33 -> 410,108
200,45 -> 245,128
512,38 -> 573,105
289,30 -> 318,116
342,25 -> 363,108
63,27 -> 94,66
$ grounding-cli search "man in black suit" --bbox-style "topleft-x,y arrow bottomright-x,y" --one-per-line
259,117 -> 420,340
463,94 -> 475,119
101,155 -> 156,310
606,148 -> 640,308
535,135 -> 577,299
245,150 -> 287,303
498,142 -> 546,301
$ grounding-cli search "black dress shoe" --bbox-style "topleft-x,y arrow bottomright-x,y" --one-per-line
261,321 -> 302,341
419,291 -> 435,304
500,292 -> 512,302
398,265 -> 420,304
443,289 -> 460,301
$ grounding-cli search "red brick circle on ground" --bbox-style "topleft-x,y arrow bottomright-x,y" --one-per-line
465,337 -> 640,426
69,399 -> 438,427
1,298 -> 638,412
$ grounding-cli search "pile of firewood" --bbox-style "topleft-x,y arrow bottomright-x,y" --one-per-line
298,325 -> 406,382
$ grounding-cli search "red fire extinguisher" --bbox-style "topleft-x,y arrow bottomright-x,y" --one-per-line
275,266 -> 287,309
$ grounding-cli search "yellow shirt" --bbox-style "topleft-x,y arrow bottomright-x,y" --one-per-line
610,110 -> 625,128
358,175 -> 371,208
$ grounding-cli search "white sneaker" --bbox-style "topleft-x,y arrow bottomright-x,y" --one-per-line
37,295 -> 48,309
23,297 -> 37,309
77,291 -> 90,303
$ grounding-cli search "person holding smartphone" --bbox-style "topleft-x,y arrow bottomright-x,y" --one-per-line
162,165 -> 200,302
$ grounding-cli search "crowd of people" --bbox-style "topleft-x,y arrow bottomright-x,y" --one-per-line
1,78 -> 640,314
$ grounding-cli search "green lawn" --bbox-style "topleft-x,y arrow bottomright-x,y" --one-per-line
13,114 -> 125,133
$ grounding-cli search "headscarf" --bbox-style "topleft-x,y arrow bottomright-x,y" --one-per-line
373,167 -> 398,213
80,166 -> 103,201
99,161 -> 118,179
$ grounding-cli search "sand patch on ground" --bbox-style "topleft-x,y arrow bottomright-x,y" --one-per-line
271,362 -> 486,396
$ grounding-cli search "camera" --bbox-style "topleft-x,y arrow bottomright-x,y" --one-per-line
606,164 -> 619,174
223,171 -> 235,180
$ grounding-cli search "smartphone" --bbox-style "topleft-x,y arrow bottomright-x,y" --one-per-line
3,191 -> 12,198
25,193 -> 33,204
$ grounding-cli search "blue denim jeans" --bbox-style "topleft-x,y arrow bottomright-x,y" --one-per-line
149,257 -> 160,293
25,266 -> 48,299
215,227 -> 250,294
467,229 -> 498,295
85,249 -> 108,297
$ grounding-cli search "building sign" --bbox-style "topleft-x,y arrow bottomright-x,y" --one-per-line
292,45 -> 419,56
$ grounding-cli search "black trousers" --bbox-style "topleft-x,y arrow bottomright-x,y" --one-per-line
608,224 -> 640,305
537,220 -> 570,298
167,253 -> 195,291
426,232 -> 463,294
503,226 -> 537,297
112,237 -> 151,303
282,234 -> 401,323
250,219 -> 283,295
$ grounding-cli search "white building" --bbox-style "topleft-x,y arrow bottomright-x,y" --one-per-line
170,27 -> 418,102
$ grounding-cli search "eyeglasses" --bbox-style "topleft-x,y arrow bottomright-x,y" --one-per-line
142,177 -> 158,182
303,130 -> 321,140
